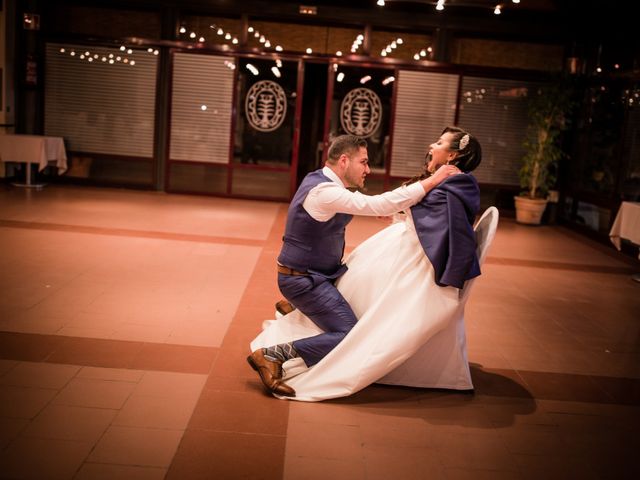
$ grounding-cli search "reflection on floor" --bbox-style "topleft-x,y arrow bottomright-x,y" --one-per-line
0,184 -> 638,479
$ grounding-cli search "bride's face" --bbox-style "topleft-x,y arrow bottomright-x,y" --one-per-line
425,132 -> 457,174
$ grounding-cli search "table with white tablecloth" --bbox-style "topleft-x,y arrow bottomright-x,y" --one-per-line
0,134 -> 68,187
609,201 -> 640,282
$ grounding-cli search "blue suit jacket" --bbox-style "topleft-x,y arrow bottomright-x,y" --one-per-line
410,174 -> 481,288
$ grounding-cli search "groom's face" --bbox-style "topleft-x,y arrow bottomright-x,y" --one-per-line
343,147 -> 370,189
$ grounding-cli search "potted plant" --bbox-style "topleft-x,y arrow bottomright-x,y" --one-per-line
515,79 -> 575,224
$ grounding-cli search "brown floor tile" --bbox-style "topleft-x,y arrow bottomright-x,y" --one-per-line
589,374 -> 640,405
513,453 -> 597,480
131,342 -> 217,374
166,429 -> 285,480
88,425 -> 183,467
0,417 -> 28,449
497,423 -> 570,456
0,385 -> 58,419
47,336 -> 144,368
359,414 -> 433,448
188,388 -> 289,435
0,359 -> 18,376
0,331 -> 65,362
517,370 -> 612,403
113,394 -> 197,430
203,374 -> 255,392
75,463 -> 167,480
76,365 -> 144,382
288,401 -> 360,427
211,344 -> 260,378
133,371 -> 206,400
22,404 -> 116,442
285,456 -> 366,480
0,361 -> 79,389
444,467 -> 526,480
364,445 -> 446,480
286,421 -> 363,461
52,377 -> 137,409
0,436 -> 93,479
436,430 -> 519,471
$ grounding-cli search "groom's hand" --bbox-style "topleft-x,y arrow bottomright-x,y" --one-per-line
419,165 -> 460,193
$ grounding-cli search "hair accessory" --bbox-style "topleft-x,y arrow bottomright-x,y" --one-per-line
458,134 -> 470,150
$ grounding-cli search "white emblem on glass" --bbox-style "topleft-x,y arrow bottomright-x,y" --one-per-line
340,88 -> 382,138
245,80 -> 287,132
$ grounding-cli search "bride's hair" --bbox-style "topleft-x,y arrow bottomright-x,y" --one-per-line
403,126 -> 482,185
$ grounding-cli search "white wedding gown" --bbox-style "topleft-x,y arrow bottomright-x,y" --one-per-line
250,212 -> 462,401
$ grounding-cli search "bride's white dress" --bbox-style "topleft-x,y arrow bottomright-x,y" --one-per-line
250,212 -> 461,401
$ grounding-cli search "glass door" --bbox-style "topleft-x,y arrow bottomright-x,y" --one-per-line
324,63 -> 396,193
232,56 -> 300,199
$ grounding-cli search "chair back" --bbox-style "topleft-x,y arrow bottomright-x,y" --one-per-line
459,206 -> 499,302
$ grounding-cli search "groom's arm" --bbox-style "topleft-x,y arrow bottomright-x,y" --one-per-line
305,166 -> 459,221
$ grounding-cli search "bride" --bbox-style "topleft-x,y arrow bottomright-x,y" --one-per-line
251,126 -> 482,401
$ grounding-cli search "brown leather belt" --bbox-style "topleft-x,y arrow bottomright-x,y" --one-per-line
277,264 -> 308,276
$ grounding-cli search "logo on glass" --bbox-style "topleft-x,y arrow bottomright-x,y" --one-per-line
340,88 -> 382,138
245,80 -> 287,132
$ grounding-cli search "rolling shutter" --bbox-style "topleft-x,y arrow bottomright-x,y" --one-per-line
169,53 -> 234,164
44,42 -> 158,157
390,70 -> 459,178
457,76 -> 543,185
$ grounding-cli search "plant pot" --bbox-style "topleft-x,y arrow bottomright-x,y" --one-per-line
514,196 -> 548,225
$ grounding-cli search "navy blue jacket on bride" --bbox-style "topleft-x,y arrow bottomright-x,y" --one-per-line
411,173 -> 481,289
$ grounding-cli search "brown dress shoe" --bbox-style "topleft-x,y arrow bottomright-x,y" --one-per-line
275,299 -> 296,316
247,349 -> 296,397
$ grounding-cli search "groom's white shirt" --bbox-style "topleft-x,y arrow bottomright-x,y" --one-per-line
302,166 -> 425,222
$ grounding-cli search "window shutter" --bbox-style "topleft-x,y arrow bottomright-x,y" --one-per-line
44,43 -> 157,157
169,53 -> 234,164
390,70 -> 459,178
457,76 -> 542,185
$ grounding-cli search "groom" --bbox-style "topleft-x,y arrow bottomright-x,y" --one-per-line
247,135 -> 458,396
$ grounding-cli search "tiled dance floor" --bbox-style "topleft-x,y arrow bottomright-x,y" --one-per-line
0,184 -> 638,479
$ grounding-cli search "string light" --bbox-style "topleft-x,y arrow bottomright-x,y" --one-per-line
494,5 -> 502,15
351,33 -> 364,54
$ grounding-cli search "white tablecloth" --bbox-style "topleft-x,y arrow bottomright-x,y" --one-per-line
0,134 -> 68,174
609,201 -> 640,253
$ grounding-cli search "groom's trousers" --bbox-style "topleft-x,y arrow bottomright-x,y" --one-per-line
278,272 -> 358,367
